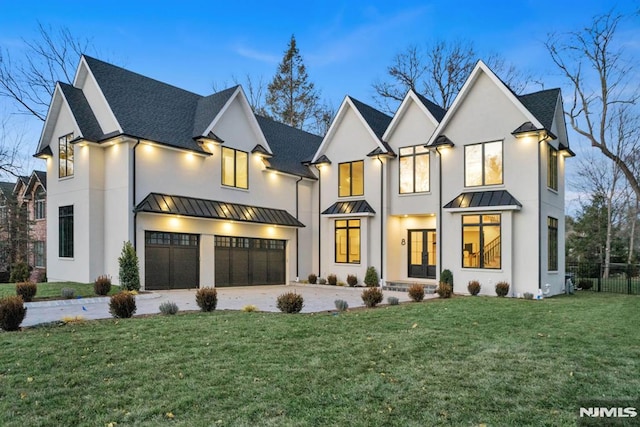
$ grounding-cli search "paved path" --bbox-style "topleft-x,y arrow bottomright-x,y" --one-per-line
22,285 -> 433,327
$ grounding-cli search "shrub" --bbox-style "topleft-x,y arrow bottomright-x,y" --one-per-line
578,279 -> 593,290
94,275 -> 112,296
408,284 -> 425,302
495,281 -> 510,297
159,301 -> 179,315
61,288 -> 75,299
109,292 -> 137,318
327,274 -> 337,286
523,292 -> 534,300
440,269 -> 453,286
467,280 -> 481,296
318,277 -> 327,285
346,274 -> 358,287
10,262 -> 30,283
196,287 -> 218,312
334,299 -> 349,312
436,282 -> 453,298
308,273 -> 317,284
0,296 -> 27,331
242,304 -> 258,312
364,266 -> 379,287
16,281 -> 37,302
276,292 -> 304,313
118,241 -> 140,291
387,296 -> 400,306
361,287 -> 383,308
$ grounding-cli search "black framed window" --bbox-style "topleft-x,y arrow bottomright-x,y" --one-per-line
462,214 -> 501,269
335,219 -> 360,263
399,146 -> 430,193
338,161 -> 364,197
548,145 -> 558,191
222,147 -> 248,189
59,205 -> 74,258
59,133 -> 74,178
464,141 -> 503,187
548,217 -> 558,271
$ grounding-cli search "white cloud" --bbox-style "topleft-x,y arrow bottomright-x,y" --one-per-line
233,45 -> 280,64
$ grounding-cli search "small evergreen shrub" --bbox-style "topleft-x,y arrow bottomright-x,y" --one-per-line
440,269 -> 453,286
467,280 -> 481,296
196,288 -> 218,312
16,281 -> 37,302
361,287 -> 383,308
308,273 -> 317,284
318,277 -> 327,285
408,284 -> 425,302
276,292 -> 304,313
495,281 -> 510,297
109,292 -> 137,318
327,274 -> 337,286
10,262 -> 30,283
159,301 -> 179,315
346,274 -> 358,287
387,296 -> 400,306
523,292 -> 534,300
334,299 -> 349,312
364,266 -> 379,287
242,304 -> 258,312
578,279 -> 593,290
436,282 -> 453,298
61,288 -> 75,299
94,275 -> 112,296
118,241 -> 140,291
0,296 -> 27,331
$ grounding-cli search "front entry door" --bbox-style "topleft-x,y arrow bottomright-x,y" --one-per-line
408,229 -> 436,279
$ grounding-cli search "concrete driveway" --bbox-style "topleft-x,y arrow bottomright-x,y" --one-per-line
22,284 -> 427,327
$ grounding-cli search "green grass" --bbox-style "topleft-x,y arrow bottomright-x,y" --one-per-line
0,292 -> 638,426
0,282 -> 119,300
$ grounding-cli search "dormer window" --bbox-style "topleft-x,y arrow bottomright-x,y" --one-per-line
464,141 -> 502,187
59,133 -> 74,178
338,160 -> 364,197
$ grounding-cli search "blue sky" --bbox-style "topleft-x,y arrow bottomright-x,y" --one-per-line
1,0 -> 639,206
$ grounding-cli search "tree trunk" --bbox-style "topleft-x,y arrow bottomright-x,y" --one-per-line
629,197 -> 638,264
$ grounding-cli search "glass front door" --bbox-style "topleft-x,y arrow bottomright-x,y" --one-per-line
408,229 -> 436,279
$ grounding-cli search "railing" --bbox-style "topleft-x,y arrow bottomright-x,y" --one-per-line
566,262 -> 640,295
483,236 -> 501,267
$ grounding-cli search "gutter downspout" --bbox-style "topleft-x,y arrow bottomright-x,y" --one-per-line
132,139 -> 140,250
295,176 -> 303,281
315,165 -> 322,277
435,146 -> 443,280
376,155 -> 384,281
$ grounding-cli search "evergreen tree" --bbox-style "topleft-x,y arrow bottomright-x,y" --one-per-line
118,241 -> 140,291
266,35 -> 321,131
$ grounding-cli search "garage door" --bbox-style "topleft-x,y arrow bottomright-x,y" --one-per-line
145,231 -> 199,290
214,236 -> 285,286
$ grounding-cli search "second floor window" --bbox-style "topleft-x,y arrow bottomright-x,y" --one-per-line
35,190 -> 46,220
339,160 -> 364,197
59,133 -> 74,178
399,146 -> 430,193
465,141 -> 502,187
222,147 -> 248,189
548,145 -> 558,191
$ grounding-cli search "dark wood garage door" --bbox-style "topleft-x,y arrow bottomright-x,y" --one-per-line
214,236 -> 285,286
145,231 -> 199,290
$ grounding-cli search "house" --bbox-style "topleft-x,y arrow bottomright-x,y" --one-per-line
35,56 -> 572,296
311,61 -> 572,296
34,55 -> 321,289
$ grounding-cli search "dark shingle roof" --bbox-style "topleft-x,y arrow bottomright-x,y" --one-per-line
135,193 -> 304,227
348,97 -> 392,140
34,171 -> 46,191
58,82 -> 105,141
255,115 -> 322,179
322,200 -> 376,215
0,181 -> 15,200
192,86 -> 238,138
414,92 -> 447,122
518,88 -> 560,132
443,190 -> 522,209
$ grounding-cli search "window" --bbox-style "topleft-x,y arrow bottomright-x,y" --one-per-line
548,145 -> 558,191
335,219 -> 360,263
399,146 -> 430,193
462,214 -> 501,269
338,161 -> 364,197
34,241 -> 45,267
59,133 -> 74,178
222,147 -> 248,189
465,141 -> 503,187
548,217 -> 558,271
59,205 -> 74,258
35,190 -> 46,220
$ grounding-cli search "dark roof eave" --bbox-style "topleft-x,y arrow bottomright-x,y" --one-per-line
33,145 -> 53,158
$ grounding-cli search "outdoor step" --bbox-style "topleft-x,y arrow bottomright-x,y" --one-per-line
383,282 -> 438,293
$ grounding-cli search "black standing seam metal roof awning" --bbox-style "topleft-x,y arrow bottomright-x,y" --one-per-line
135,193 -> 305,227
443,190 -> 522,210
322,200 -> 376,215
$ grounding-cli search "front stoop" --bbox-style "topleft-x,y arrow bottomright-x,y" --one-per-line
383,280 -> 438,293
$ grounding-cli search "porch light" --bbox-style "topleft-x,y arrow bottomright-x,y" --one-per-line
428,135 -> 455,149
511,122 -> 555,140
33,146 -> 53,159
251,144 -> 273,159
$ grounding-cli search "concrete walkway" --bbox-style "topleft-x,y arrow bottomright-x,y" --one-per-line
22,284 -> 432,327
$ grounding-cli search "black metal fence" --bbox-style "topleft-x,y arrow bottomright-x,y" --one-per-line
566,262 -> 640,295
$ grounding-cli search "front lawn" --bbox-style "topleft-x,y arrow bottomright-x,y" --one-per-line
0,281 -> 119,300
0,292 -> 638,426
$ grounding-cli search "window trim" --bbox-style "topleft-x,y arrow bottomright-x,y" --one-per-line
335,219 -> 361,264
548,217 -> 558,271
399,145 -> 430,194
58,133 -> 75,179
59,205 -> 74,258
221,147 -> 249,189
461,213 -> 501,270
35,197 -> 46,220
338,160 -> 364,197
464,140 -> 503,187
547,144 -> 558,191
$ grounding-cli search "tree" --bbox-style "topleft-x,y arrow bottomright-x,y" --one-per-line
118,241 -> 140,291
372,39 -> 535,113
265,35 -> 330,134
545,11 -> 640,201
